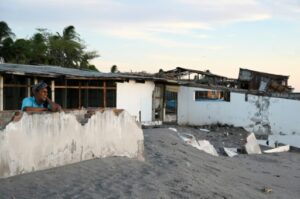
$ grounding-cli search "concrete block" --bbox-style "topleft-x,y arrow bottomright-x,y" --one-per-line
178,133 -> 218,156
197,140 -> 219,156
245,133 -> 262,154
264,145 -> 290,153
224,147 -> 238,157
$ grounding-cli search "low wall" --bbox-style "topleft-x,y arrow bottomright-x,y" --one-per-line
0,109 -> 144,178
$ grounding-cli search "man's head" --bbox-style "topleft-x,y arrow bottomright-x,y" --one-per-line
32,81 -> 48,102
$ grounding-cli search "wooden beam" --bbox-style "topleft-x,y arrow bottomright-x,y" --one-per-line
54,85 -> 116,89
103,81 -> 107,108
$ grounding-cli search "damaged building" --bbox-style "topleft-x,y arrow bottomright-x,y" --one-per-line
157,67 -> 237,88
0,63 -> 300,148
238,68 -> 293,93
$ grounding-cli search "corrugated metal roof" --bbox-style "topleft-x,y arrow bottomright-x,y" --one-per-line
0,63 -> 120,78
0,63 -> 173,82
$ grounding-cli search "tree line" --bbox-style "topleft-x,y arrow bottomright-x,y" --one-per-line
0,21 -> 99,71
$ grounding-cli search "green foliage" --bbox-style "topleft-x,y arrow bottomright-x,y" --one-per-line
0,21 -> 99,70
111,65 -> 119,73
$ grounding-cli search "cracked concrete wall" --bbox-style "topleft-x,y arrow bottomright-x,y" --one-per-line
178,86 -> 300,146
0,109 -> 144,178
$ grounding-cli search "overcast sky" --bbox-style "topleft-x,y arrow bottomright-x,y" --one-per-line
1,0 -> 300,90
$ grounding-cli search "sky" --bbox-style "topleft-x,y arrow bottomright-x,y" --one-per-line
1,0 -> 300,91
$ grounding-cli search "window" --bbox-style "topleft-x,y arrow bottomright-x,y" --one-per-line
195,90 -> 230,102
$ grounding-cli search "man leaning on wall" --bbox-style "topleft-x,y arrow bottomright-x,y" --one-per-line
21,81 -> 61,112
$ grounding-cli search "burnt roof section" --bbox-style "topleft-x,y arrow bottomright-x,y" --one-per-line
239,68 -> 289,80
161,67 -> 231,79
0,63 -> 173,82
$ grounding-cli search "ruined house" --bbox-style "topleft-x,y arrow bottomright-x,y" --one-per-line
238,68 -> 293,93
0,63 -> 300,148
157,67 -> 237,88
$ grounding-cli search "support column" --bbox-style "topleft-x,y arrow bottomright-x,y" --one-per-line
63,80 -> 67,108
34,78 -> 38,84
78,81 -> 81,108
0,75 -> 3,111
51,80 -> 55,101
27,78 -> 31,97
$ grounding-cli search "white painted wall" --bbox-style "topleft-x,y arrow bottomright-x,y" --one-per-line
0,110 -> 144,178
117,80 -> 155,122
178,86 -> 300,147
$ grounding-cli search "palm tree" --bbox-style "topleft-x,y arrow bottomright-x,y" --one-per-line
111,65 -> 119,73
0,21 -> 15,43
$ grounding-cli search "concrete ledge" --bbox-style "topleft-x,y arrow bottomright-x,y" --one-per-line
0,109 -> 144,178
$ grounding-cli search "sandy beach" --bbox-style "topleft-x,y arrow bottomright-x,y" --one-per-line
1,127 -> 300,199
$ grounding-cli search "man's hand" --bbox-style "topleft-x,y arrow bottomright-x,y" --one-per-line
46,97 -> 62,112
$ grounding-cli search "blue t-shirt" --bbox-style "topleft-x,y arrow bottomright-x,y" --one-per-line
21,97 -> 50,110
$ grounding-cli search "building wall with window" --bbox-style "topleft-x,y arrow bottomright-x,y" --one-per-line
117,80 -> 155,122
178,86 -> 300,147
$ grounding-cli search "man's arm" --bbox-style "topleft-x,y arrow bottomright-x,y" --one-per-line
22,97 -> 47,112
46,97 -> 62,112
23,107 -> 48,112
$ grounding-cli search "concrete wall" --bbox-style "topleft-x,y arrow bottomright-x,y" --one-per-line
178,86 -> 300,147
117,80 -> 155,122
0,109 -> 144,178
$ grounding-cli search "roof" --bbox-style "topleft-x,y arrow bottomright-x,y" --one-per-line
161,67 -> 232,79
239,68 -> 289,80
0,63 -> 172,82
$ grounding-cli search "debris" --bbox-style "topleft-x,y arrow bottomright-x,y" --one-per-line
197,140 -> 219,156
199,128 -> 210,133
245,133 -> 262,154
264,145 -> 290,154
262,187 -> 272,193
178,133 -> 218,156
169,128 -> 177,132
178,133 -> 200,148
224,147 -> 238,157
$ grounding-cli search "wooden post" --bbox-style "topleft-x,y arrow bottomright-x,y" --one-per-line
27,78 -> 31,97
34,78 -> 38,84
103,81 -> 107,108
51,80 -> 55,101
85,82 -> 89,108
78,81 -> 81,108
63,80 -> 67,108
0,75 -> 3,111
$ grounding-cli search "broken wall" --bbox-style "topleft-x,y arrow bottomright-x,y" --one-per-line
178,86 -> 300,147
117,80 -> 155,122
0,109 -> 144,178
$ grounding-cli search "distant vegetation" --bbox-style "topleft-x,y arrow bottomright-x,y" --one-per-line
110,65 -> 119,73
0,21 -> 99,71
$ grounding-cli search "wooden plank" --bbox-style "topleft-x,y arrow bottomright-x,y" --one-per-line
3,84 -> 28,88
51,80 -> 55,101
54,85 -> 116,89
0,75 -> 3,111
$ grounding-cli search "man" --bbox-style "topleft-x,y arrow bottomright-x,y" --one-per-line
21,81 -> 61,112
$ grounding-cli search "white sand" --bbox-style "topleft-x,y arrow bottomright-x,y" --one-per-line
0,127 -> 300,199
